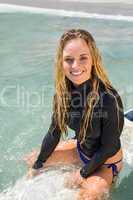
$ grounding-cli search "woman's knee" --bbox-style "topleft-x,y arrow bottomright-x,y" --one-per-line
77,176 -> 109,200
81,175 -> 109,189
77,187 -> 109,200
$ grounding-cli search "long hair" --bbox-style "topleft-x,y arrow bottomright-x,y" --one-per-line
53,29 -> 113,142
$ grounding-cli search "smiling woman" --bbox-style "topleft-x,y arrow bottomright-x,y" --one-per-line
62,38 -> 92,86
25,29 -> 124,200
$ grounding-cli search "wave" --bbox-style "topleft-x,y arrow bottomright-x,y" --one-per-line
61,0 -> 133,3
0,4 -> 133,22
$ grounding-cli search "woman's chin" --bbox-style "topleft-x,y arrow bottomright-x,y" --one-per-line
70,79 -> 89,86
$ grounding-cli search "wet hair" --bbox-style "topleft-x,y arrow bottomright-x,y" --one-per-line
53,29 -> 116,142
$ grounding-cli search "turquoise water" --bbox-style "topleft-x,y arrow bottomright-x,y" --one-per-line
0,11 -> 133,199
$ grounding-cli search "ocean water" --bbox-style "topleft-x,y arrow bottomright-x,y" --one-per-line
0,4 -> 133,200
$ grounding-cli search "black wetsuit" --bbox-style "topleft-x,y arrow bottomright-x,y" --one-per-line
33,79 -> 124,178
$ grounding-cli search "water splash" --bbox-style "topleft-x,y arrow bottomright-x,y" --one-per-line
0,166 -> 77,200
122,120 -> 133,166
0,121 -> 133,200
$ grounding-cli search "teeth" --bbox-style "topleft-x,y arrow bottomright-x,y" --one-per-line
71,71 -> 82,75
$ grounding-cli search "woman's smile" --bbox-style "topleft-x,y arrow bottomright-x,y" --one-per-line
63,38 -> 92,86
70,69 -> 84,76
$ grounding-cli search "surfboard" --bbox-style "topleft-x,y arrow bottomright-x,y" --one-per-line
124,109 -> 133,122
124,109 -> 133,127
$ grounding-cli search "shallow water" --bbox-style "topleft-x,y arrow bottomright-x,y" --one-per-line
0,5 -> 133,200
0,123 -> 133,200
0,166 -> 78,200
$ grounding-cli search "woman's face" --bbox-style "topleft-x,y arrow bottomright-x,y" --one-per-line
62,38 -> 92,86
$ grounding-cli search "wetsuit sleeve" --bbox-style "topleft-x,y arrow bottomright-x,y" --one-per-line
80,93 -> 124,178
32,115 -> 61,169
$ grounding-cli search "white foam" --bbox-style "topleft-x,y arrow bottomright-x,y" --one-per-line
0,4 -> 133,22
0,122 -> 133,199
122,120 -> 133,166
0,166 -> 77,200
62,0 -> 133,3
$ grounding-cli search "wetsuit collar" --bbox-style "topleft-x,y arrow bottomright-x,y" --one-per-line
71,79 -> 92,92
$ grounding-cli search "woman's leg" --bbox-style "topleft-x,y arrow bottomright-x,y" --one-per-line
77,161 -> 123,200
24,140 -> 123,199
44,140 -> 81,167
24,139 -> 81,168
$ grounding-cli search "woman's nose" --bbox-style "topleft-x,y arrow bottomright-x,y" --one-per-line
71,60 -> 80,69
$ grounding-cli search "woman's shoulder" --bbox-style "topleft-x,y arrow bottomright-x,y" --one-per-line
98,80 -> 123,108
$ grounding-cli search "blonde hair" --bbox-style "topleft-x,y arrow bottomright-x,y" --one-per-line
53,29 -> 114,142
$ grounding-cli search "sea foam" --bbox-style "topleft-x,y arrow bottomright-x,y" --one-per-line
0,4 -> 133,22
0,121 -> 133,200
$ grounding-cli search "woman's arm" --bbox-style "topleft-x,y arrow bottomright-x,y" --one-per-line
80,92 -> 124,178
32,115 -> 61,169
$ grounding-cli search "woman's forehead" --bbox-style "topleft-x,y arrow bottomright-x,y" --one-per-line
63,38 -> 90,57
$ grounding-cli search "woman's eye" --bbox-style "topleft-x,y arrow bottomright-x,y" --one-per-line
80,57 -> 88,61
64,58 -> 74,64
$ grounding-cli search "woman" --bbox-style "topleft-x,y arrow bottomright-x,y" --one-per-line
25,29 -> 124,200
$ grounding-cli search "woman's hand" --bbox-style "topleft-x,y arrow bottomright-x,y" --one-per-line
23,150 -> 39,168
64,169 -> 84,189
26,168 -> 44,179
26,168 -> 37,179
